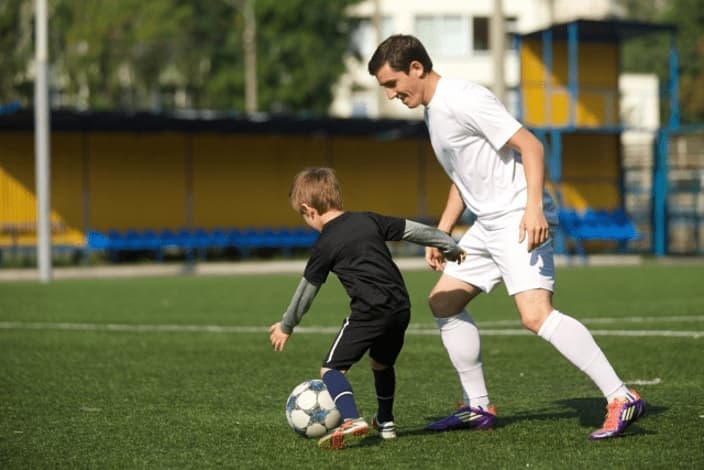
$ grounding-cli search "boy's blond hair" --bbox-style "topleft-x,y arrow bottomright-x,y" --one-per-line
289,167 -> 343,214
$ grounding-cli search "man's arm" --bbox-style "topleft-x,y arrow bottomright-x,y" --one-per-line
436,183 -> 466,233
506,127 -> 550,251
425,184 -> 466,271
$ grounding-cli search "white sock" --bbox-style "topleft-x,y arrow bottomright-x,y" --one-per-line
435,310 -> 490,409
538,310 -> 630,400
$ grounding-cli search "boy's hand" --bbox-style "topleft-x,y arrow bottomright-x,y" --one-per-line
425,246 -> 446,272
443,247 -> 466,264
269,322 -> 290,351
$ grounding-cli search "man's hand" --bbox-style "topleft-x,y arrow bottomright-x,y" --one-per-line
425,246 -> 446,272
518,205 -> 550,252
269,322 -> 290,351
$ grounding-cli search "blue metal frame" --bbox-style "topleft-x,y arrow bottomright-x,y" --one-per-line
652,30 -> 682,256
567,22 -> 579,129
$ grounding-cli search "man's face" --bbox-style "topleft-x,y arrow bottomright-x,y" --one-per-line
374,61 -> 426,109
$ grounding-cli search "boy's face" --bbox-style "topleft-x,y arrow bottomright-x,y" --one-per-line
374,61 -> 426,109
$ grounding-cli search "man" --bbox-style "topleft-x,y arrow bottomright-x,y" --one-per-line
367,34 -> 644,440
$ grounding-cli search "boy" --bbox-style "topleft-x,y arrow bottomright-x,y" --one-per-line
269,167 -> 465,449
367,34 -> 644,440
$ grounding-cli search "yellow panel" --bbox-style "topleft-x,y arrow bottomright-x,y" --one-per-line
550,91 -> 571,126
331,138 -> 422,218
579,43 -> 618,87
88,132 -> 186,230
192,134 -> 328,228
560,134 -> 621,209
521,39 -> 545,82
0,132 -> 35,227
0,132 -> 85,246
52,133 -> 86,244
521,37 -> 620,127
551,42 -> 569,86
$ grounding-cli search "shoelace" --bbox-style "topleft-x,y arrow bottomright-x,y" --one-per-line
602,399 -> 624,429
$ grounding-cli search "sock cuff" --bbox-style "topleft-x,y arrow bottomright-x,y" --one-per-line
435,310 -> 475,331
537,310 -> 564,341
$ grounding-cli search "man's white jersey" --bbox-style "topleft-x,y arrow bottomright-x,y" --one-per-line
424,77 -> 557,229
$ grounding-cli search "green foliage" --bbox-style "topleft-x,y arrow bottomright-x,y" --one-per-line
0,0 -> 362,114
1,264 -> 704,467
0,0 -> 33,101
619,0 -> 704,123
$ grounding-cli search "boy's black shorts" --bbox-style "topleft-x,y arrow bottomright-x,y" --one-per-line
322,310 -> 410,370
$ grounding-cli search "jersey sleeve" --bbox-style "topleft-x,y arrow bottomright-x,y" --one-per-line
279,277 -> 320,334
454,84 -> 522,152
302,244 -> 331,287
367,212 -> 406,241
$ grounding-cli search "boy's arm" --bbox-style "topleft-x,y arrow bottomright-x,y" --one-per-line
279,277 -> 320,334
403,219 -> 465,262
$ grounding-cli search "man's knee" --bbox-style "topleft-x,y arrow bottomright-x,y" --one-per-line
514,289 -> 553,333
428,289 -> 463,317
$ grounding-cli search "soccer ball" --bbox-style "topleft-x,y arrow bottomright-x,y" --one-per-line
285,379 -> 342,438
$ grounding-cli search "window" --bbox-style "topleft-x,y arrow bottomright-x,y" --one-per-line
415,15 -> 470,57
473,17 -> 489,51
351,16 -> 395,60
473,16 -> 520,52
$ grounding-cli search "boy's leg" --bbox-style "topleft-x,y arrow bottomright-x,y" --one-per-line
368,309 -> 410,439
371,365 -> 395,423
318,370 -> 369,449
370,364 -> 397,439
321,369 -> 360,421
317,316 -> 382,448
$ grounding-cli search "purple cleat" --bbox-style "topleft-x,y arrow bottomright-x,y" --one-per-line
590,389 -> 645,440
426,404 -> 496,431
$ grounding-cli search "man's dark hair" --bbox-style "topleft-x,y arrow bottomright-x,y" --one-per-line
367,34 -> 433,76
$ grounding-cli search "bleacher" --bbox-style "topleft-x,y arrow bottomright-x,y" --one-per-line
85,227 -> 319,261
558,208 -> 640,257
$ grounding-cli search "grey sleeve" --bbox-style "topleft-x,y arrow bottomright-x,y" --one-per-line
280,277 -> 320,334
403,219 -> 464,261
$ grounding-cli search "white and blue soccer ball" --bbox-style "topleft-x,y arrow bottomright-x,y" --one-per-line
285,379 -> 341,438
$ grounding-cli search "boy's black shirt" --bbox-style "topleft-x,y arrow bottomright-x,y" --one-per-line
303,211 -> 410,317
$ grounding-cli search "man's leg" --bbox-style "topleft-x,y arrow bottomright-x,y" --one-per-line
514,289 -> 644,439
426,274 -> 496,431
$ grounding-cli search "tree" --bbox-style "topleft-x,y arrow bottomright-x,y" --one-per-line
0,0 -> 33,103
619,0 -> 704,123
205,0 -> 362,114
0,0 -> 363,114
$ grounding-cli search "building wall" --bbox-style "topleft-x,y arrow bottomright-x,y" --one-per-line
333,0 -> 625,119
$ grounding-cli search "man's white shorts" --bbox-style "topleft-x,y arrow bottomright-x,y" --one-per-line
444,219 -> 556,295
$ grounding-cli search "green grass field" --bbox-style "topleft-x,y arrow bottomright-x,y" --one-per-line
1,263 -> 703,468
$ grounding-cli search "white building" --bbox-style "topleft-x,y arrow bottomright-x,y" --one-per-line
330,0 -> 627,119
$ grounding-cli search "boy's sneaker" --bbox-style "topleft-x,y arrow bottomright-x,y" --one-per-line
426,404 -> 496,431
318,417 -> 369,450
372,415 -> 396,439
590,389 -> 645,440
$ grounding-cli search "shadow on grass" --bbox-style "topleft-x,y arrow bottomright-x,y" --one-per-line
555,396 -> 664,437
391,397 -> 665,439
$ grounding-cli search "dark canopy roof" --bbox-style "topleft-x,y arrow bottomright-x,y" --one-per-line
519,18 -> 676,43
0,109 -> 429,140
